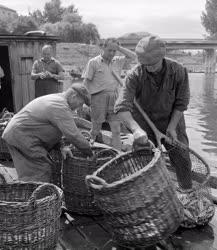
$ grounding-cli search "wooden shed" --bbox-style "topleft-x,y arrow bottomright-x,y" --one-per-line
0,34 -> 59,113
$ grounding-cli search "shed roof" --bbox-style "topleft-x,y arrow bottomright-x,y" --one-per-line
0,34 -> 60,42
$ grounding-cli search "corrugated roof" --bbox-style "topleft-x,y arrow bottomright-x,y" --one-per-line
0,4 -> 16,13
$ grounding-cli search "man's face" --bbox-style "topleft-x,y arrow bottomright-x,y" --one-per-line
68,92 -> 84,110
42,48 -> 52,62
102,43 -> 117,62
136,52 -> 163,73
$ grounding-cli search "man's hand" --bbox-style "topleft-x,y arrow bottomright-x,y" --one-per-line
61,146 -> 73,160
132,129 -> 149,150
81,147 -> 94,157
166,127 -> 177,142
39,72 -> 48,79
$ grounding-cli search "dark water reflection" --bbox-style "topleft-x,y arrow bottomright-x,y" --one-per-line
186,74 -> 217,170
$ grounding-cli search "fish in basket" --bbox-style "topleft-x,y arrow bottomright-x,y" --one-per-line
63,144 -> 119,215
0,173 -> 63,250
86,148 -> 184,248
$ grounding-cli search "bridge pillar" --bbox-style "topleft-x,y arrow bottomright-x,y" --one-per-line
204,49 -> 216,74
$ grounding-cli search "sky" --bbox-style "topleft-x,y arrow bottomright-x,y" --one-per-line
2,0 -> 208,38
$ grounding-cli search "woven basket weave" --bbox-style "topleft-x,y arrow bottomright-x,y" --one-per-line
0,119 -> 11,160
86,148 -> 183,248
49,147 -> 62,188
0,173 -> 63,250
63,145 -> 119,215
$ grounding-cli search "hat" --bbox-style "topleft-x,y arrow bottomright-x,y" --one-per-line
135,35 -> 166,64
71,83 -> 91,106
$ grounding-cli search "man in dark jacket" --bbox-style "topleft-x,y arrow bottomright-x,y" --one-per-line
115,34 -> 192,190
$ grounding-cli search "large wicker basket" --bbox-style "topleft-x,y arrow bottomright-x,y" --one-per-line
0,173 -> 63,250
86,148 -> 183,248
49,147 -> 62,188
63,144 -> 119,215
0,119 -> 11,161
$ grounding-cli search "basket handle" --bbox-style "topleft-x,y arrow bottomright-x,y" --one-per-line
0,172 -> 7,184
85,175 -> 109,190
28,183 -> 61,206
94,148 -> 118,158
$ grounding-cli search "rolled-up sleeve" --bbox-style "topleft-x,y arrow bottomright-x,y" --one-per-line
114,69 -> 139,113
174,67 -> 190,111
82,60 -> 95,81
55,60 -> 64,73
31,60 -> 39,74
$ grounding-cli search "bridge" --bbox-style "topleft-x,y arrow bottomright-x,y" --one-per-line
118,38 -> 217,73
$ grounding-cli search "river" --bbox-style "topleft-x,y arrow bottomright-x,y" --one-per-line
186,73 -> 217,172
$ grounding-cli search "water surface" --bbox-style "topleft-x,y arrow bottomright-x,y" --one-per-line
186,74 -> 217,171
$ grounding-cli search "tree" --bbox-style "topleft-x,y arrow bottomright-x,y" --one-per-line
63,4 -> 78,15
12,16 -> 39,35
29,0 -> 100,43
29,9 -> 45,25
0,18 -> 11,34
201,0 -> 217,37
43,0 -> 63,23
82,23 -> 100,44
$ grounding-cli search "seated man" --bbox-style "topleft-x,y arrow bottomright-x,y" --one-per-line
2,83 -> 93,182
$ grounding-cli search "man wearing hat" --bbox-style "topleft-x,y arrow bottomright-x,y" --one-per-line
2,83 -> 93,182
115,34 -> 192,190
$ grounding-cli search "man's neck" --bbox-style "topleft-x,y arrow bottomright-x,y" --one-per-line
101,54 -> 111,64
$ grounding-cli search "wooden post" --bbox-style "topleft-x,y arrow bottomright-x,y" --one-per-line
205,48 -> 216,74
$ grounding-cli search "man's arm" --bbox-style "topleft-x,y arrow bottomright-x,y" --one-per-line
115,68 -> 148,145
167,67 -> 190,140
31,60 -> 43,80
82,59 -> 95,89
47,60 -> 65,80
118,111 -> 144,134
50,105 -> 92,156
49,71 -> 64,81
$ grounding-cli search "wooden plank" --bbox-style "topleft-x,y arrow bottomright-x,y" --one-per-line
59,216 -> 97,250
76,223 -> 111,249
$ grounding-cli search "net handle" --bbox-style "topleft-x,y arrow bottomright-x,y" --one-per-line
134,99 -> 187,150
86,175 -> 109,190
28,183 -> 61,206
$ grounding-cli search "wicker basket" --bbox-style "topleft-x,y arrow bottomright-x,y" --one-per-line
86,148 -> 183,248
49,147 -> 62,188
0,173 -> 63,250
63,145 -> 119,215
163,151 -> 214,228
0,119 -> 11,161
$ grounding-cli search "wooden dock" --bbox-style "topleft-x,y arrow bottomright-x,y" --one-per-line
1,162 -> 217,250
